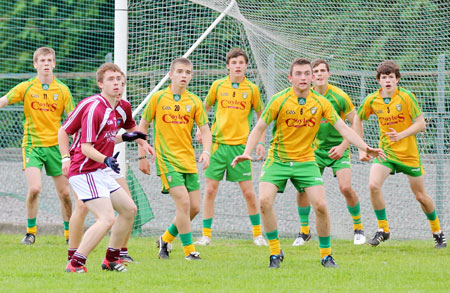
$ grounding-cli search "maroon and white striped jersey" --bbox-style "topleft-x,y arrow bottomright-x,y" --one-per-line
65,94 -> 136,177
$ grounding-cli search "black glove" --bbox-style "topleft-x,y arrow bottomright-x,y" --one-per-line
122,131 -> 147,142
104,152 -> 120,174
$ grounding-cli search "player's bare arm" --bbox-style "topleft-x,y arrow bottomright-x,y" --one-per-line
196,102 -> 211,143
385,114 -> 425,142
353,115 -> 372,161
0,96 -> 8,109
255,110 -> 266,160
57,128 -> 72,177
333,119 -> 386,160
328,110 -> 356,160
231,118 -> 268,167
137,118 -> 152,175
198,123 -> 212,170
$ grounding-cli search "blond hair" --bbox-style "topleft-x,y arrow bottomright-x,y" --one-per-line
33,47 -> 56,63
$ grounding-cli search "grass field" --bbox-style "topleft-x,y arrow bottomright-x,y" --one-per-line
0,234 -> 448,292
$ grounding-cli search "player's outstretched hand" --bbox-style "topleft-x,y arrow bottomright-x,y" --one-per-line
122,131 -> 148,142
231,154 -> 253,168
365,147 -> 386,161
104,152 -> 120,174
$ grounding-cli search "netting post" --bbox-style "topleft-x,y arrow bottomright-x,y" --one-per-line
114,0 -> 128,177
436,54 -> 445,219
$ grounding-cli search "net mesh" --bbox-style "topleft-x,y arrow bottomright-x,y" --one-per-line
0,0 -> 448,240
0,1 -> 115,225
126,0 -> 450,239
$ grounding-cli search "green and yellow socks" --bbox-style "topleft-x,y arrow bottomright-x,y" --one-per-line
162,224 -> 196,256
266,229 -> 281,256
202,214 -> 263,239
374,208 -> 390,233
425,209 -> 441,233
162,223 -> 178,243
347,202 -> 363,231
202,218 -> 212,238
249,214 -> 263,238
64,221 -> 69,241
26,218 -> 37,235
298,206 -> 311,234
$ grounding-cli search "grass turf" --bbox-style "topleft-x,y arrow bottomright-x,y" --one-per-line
0,234 -> 448,292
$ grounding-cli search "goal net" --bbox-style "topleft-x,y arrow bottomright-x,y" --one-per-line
125,0 -> 449,240
0,1 -> 448,241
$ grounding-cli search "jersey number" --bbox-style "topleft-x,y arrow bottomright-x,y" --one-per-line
387,107 -> 390,113
175,105 -> 180,111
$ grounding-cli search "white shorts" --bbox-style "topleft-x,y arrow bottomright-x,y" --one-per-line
69,169 -> 121,201
104,166 -> 124,180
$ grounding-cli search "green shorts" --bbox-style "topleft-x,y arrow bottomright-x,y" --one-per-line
315,148 -> 351,177
22,145 -> 62,176
160,172 -> 200,194
374,157 -> 424,177
205,143 -> 252,182
260,160 -> 323,193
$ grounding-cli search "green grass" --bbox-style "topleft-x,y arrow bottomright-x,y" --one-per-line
0,234 -> 448,292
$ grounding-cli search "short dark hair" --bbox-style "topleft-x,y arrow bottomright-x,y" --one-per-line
289,58 -> 311,75
226,48 -> 248,65
170,57 -> 192,72
376,60 -> 401,80
311,59 -> 330,72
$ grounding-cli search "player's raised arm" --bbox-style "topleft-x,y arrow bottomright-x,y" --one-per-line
0,96 -> 8,109
231,118 -> 268,167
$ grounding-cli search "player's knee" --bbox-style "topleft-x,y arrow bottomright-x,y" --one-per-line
28,185 -> 41,197
259,196 -> 272,212
339,184 -> 353,197
205,185 -> 218,198
368,182 -> 381,194
178,197 -> 191,213
314,200 -> 328,216
414,192 -> 429,205
190,204 -> 200,219
98,212 -> 115,229
242,189 -> 256,201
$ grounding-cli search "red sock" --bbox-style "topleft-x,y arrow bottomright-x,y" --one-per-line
106,247 -> 120,262
120,247 -> 128,257
71,252 -> 86,267
68,248 -> 77,261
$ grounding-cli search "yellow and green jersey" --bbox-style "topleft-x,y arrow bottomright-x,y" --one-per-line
142,86 -> 208,175
261,87 -> 340,163
357,87 -> 422,166
6,77 -> 74,148
205,76 -> 263,145
314,84 -> 354,151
